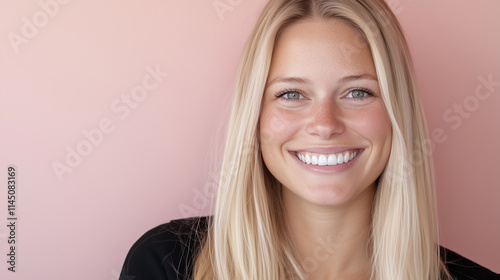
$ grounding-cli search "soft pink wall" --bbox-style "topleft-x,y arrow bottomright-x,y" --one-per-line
0,1 -> 498,279
393,0 -> 500,273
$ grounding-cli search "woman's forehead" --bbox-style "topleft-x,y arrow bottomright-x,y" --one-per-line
269,18 -> 376,86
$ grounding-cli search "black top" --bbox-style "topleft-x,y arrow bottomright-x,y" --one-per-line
120,216 -> 500,280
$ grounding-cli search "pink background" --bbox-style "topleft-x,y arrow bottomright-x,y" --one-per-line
0,1 -> 498,279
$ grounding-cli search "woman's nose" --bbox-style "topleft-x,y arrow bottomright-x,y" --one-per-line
305,100 -> 345,139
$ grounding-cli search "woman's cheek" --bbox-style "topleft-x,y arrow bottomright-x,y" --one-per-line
260,106 -> 303,145
348,104 -> 392,144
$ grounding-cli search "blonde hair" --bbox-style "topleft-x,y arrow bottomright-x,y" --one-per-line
194,0 -> 450,279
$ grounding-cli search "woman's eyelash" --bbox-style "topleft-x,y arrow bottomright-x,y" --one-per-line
274,88 -> 375,101
346,87 -> 375,99
274,89 -> 305,101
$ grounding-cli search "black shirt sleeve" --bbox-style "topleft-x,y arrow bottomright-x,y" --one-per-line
119,217 -> 209,280
441,247 -> 500,280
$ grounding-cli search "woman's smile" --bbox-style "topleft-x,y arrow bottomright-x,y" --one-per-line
295,149 -> 360,166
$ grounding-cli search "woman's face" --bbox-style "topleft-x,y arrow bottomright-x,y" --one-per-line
260,18 -> 392,207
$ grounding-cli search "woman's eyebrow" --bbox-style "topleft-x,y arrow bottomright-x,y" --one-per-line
338,73 -> 378,83
266,76 -> 311,87
266,73 -> 378,87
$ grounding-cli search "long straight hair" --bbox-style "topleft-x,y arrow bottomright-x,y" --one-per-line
193,0 -> 450,279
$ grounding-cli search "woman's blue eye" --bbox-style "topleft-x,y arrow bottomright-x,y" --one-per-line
285,92 -> 301,99
347,89 -> 371,99
277,91 -> 304,100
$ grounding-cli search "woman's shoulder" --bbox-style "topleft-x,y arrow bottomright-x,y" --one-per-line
441,246 -> 500,279
120,216 -> 210,280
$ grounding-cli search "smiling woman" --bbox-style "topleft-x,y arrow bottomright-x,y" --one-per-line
120,1 -> 500,279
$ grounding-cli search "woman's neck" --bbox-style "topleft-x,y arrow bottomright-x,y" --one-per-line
283,185 -> 375,279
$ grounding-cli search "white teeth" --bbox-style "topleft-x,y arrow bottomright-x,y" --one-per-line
318,155 -> 327,166
296,150 -> 359,166
337,154 -> 343,164
311,155 -> 318,165
328,154 -> 337,165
